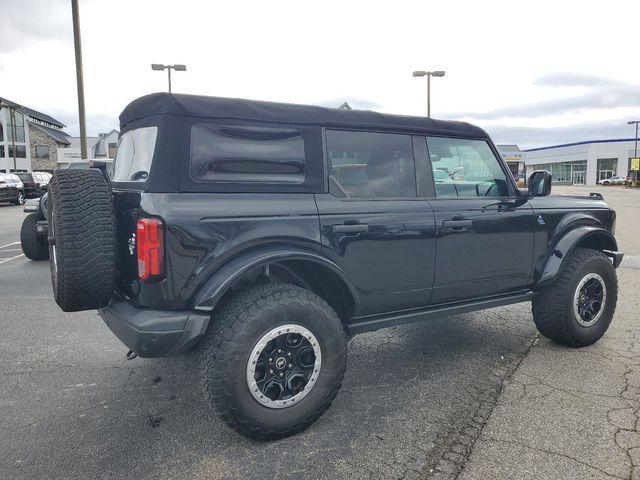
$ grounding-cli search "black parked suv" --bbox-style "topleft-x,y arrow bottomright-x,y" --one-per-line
45,93 -> 623,439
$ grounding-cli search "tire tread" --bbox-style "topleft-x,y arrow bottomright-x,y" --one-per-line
198,283 -> 347,440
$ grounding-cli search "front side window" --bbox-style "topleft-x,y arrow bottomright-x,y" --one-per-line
427,137 -> 509,198
326,130 -> 416,198
190,124 -> 305,183
111,127 -> 157,182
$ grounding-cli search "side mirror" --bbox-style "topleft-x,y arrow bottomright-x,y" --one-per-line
528,170 -> 552,197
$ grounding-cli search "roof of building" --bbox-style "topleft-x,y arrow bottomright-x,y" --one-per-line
28,121 -> 71,145
120,92 -> 488,138
524,138 -> 638,152
0,96 -> 66,128
496,144 -> 521,153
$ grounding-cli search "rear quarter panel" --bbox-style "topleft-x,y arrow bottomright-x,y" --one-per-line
130,192 -> 321,309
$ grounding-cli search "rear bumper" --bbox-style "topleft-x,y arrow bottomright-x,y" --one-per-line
98,295 -> 210,358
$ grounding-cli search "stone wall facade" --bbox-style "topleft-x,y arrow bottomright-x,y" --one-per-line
28,124 -> 61,172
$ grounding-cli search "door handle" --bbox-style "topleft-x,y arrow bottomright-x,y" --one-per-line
442,219 -> 472,231
332,223 -> 369,233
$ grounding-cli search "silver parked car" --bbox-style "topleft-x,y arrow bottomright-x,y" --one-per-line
598,176 -> 628,186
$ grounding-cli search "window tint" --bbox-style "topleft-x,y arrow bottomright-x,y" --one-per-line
190,124 -> 305,183
326,130 -> 416,198
112,127 -> 157,182
426,137 -> 509,198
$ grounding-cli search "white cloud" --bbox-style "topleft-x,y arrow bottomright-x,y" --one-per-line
0,0 -> 638,147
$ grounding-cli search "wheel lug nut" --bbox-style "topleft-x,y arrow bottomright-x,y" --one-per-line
278,349 -> 282,354
279,373 -> 284,377
269,369 -> 274,374
269,358 -> 273,362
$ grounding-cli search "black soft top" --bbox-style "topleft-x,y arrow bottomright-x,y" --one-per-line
120,92 -> 488,138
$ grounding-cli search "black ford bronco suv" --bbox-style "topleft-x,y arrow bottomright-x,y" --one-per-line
44,93 -> 623,440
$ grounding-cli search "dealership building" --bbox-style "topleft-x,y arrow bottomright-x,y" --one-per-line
523,138 -> 638,186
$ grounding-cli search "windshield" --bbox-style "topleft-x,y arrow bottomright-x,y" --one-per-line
111,126 -> 158,182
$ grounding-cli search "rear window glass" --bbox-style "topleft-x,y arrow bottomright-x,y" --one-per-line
16,173 -> 34,182
190,124 -> 305,183
112,127 -> 158,182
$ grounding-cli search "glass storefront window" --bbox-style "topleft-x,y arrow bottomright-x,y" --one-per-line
529,160 -> 587,185
597,158 -> 617,181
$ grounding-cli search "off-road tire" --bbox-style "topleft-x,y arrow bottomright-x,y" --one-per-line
48,169 -> 116,312
20,213 -> 49,260
532,247 -> 617,347
198,283 -> 347,440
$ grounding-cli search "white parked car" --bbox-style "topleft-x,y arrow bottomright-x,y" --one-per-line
32,171 -> 52,187
598,176 -> 628,186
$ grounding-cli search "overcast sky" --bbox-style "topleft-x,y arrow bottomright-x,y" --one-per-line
1,0 -> 639,149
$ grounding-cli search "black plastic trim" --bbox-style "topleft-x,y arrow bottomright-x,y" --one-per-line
98,294 -> 210,358
347,290 -> 534,334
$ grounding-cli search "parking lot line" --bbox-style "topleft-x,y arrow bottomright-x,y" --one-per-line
0,253 -> 25,265
0,241 -> 19,249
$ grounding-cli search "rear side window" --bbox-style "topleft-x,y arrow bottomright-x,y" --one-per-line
426,137 -> 509,198
112,127 -> 158,182
190,124 -> 305,183
326,130 -> 416,198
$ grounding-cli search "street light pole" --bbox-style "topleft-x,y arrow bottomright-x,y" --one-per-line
412,70 -> 446,118
629,121 -> 640,186
629,121 -> 639,159
151,64 -> 187,93
71,0 -> 88,160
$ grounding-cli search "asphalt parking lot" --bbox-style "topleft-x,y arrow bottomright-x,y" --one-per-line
0,186 -> 637,480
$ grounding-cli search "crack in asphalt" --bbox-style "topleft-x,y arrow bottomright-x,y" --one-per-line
479,435 -> 627,479
457,266 -> 640,480
418,335 -> 539,479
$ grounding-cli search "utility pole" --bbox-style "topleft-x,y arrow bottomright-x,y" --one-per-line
71,0 -> 88,160
9,107 -> 17,171
629,121 -> 640,187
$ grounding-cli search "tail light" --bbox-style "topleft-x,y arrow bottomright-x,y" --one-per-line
136,218 -> 164,282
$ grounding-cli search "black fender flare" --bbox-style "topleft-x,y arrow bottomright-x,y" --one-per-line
190,246 -> 359,312
536,226 -> 619,286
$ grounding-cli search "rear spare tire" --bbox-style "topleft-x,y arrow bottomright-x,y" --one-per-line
48,169 -> 116,312
20,213 -> 49,260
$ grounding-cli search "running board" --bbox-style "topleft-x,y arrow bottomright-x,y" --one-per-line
348,290 -> 535,334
